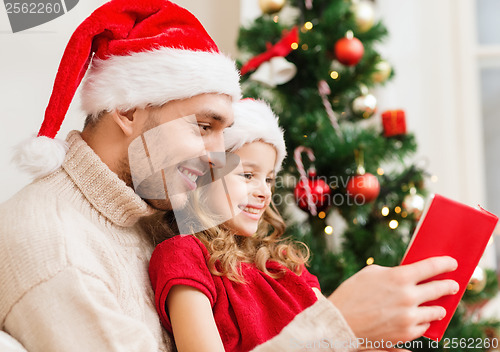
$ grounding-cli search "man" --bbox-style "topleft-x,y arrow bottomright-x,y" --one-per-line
0,0 -> 458,351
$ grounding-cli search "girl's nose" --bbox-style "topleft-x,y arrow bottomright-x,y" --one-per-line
253,178 -> 271,200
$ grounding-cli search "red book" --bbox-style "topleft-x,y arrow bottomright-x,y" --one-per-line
400,194 -> 498,341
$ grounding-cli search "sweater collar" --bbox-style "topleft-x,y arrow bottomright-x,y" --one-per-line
62,131 -> 156,227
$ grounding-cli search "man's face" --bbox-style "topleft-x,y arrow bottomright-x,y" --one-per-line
128,93 -> 233,211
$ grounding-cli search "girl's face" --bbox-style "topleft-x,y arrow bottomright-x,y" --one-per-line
208,141 -> 276,237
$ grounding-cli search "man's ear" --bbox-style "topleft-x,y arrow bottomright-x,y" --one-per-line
111,109 -> 137,137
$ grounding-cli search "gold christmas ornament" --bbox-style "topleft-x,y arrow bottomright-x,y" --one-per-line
467,266 -> 487,293
352,93 -> 377,118
372,60 -> 392,83
352,0 -> 375,33
259,0 -> 286,14
402,192 -> 425,219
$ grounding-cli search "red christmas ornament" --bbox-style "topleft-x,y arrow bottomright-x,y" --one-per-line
334,32 -> 364,66
294,169 -> 331,213
382,110 -> 407,137
346,173 -> 380,203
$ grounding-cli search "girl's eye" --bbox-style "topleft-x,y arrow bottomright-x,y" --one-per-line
240,173 -> 253,180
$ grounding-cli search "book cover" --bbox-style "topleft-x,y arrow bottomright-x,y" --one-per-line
400,194 -> 498,341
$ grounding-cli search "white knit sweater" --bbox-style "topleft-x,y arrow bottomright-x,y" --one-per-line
0,131 -> 356,352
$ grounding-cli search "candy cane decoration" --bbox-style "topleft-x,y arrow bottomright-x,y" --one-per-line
294,146 -> 317,216
318,80 -> 342,138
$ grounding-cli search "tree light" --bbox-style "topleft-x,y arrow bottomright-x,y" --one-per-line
291,42 -> 299,50
324,226 -> 333,235
366,257 -> 374,265
304,21 -> 313,30
394,206 -> 401,214
377,167 -> 384,175
330,71 -> 339,79
318,211 -> 326,219
389,220 -> 399,229
381,206 -> 389,216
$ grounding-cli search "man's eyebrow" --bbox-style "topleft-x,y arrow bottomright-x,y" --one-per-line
197,111 -> 234,128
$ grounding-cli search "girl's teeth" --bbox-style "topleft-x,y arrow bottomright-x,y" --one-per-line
243,207 -> 259,214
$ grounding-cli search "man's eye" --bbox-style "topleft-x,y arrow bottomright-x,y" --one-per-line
266,177 -> 275,184
198,124 -> 211,131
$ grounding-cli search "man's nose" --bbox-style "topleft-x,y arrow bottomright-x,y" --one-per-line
206,151 -> 226,168
203,133 -> 226,168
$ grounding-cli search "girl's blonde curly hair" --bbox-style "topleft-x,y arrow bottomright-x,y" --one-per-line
143,187 -> 310,283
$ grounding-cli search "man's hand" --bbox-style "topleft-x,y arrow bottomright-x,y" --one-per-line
328,256 -> 459,344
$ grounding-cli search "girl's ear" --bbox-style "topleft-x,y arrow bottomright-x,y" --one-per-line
110,108 -> 137,137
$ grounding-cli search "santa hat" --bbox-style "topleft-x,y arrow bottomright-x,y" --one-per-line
225,99 -> 287,172
14,0 -> 241,179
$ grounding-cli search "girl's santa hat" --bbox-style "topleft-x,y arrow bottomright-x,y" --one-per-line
225,99 -> 287,171
14,0 -> 241,179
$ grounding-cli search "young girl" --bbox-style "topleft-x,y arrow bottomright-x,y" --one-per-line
148,99 -> 321,352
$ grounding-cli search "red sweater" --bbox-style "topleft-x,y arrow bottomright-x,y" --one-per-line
149,235 -> 320,352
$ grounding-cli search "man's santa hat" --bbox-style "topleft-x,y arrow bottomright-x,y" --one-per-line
14,0 -> 241,179
225,99 -> 287,171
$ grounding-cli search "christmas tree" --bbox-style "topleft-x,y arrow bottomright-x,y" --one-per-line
236,0 -> 500,350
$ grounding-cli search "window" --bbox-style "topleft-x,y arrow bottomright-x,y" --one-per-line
477,0 -> 500,267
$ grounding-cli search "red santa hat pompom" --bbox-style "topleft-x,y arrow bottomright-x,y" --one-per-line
14,0 -> 241,179
225,99 -> 287,172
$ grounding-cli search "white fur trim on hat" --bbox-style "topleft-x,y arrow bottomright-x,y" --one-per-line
81,47 -> 241,117
12,136 -> 68,179
225,99 -> 287,171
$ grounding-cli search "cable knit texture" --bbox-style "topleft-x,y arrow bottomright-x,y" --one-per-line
252,294 -> 358,352
0,131 -> 168,352
0,131 -> 356,352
